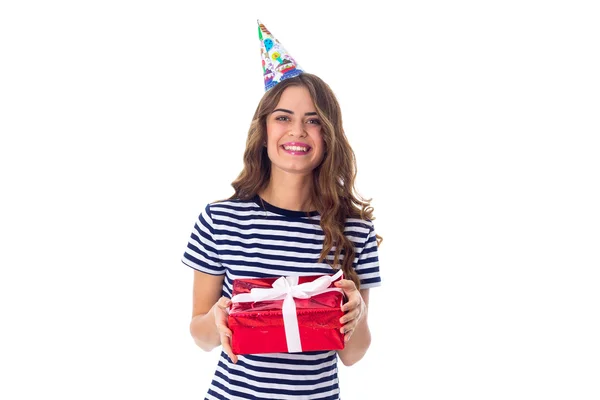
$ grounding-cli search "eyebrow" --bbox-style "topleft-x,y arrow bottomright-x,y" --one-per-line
273,108 -> 318,116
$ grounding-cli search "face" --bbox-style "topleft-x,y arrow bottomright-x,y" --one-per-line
265,86 -> 325,177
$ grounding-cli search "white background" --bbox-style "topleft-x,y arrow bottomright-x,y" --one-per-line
1,1 -> 599,399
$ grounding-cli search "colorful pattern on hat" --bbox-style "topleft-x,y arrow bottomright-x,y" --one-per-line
258,20 -> 303,92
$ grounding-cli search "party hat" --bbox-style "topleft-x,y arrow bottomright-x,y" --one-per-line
257,20 -> 303,91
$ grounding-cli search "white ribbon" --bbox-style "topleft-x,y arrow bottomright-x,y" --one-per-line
231,270 -> 344,353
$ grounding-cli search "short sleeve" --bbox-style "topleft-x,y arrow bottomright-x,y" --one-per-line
355,221 -> 382,289
181,204 -> 225,275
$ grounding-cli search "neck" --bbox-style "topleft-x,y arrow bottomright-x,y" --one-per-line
259,169 -> 315,212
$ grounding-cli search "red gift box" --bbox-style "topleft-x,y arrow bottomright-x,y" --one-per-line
228,271 -> 345,355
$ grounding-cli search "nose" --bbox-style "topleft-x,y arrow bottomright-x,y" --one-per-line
288,121 -> 307,138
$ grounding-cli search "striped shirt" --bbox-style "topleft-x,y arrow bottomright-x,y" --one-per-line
181,195 -> 382,400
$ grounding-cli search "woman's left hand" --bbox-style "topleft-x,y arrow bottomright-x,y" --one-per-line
334,279 -> 366,343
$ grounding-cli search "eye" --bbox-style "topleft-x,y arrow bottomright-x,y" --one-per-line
307,118 -> 321,125
275,115 -> 290,122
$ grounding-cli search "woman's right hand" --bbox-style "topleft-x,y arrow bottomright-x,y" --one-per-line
213,296 -> 238,363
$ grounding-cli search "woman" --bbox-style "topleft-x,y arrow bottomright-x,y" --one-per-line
181,72 -> 382,400
182,19 -> 381,400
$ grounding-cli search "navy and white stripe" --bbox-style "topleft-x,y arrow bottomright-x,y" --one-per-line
182,196 -> 382,400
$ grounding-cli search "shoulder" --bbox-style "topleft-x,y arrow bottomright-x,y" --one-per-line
204,197 -> 262,222
343,217 -> 376,250
344,216 -> 375,235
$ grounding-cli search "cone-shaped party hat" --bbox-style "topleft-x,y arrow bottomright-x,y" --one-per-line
257,20 -> 303,92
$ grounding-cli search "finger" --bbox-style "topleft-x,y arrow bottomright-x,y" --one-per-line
216,322 -> 233,338
340,315 -> 359,333
214,307 -> 231,327
220,332 -> 238,364
340,322 -> 356,335
341,296 -> 361,313
334,279 -> 358,292
344,328 -> 354,343
217,297 -> 232,309
339,307 -> 361,325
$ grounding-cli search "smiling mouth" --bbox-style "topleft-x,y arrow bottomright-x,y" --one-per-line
281,144 -> 311,152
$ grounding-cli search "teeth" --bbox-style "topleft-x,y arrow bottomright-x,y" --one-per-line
283,145 -> 308,152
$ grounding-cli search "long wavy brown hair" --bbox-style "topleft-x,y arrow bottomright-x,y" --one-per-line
227,73 -> 382,289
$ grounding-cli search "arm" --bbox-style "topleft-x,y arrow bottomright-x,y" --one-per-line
336,287 -> 371,366
188,270 -> 224,352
